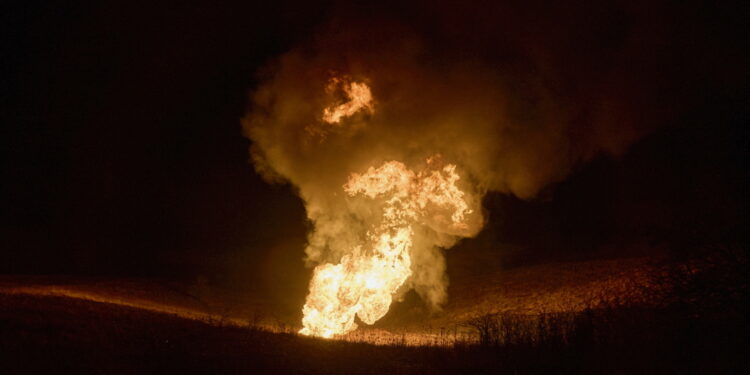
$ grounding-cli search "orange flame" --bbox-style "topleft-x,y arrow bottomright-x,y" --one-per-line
321,77 -> 374,124
299,158 -> 471,338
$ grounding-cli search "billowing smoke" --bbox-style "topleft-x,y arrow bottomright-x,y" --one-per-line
243,3 -> 664,334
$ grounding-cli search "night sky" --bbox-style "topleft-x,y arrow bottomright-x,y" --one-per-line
2,0 -> 748,295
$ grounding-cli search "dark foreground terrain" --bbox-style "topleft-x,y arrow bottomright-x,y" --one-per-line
1,291 -> 748,374
0,293 -> 439,374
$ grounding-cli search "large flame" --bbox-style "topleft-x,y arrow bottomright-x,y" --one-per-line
299,158 -> 472,338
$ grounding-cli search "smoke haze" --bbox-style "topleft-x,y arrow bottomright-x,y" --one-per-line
1,3 -> 745,330
240,2 -> 700,310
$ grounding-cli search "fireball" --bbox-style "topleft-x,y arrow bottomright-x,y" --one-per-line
299,158 -> 472,338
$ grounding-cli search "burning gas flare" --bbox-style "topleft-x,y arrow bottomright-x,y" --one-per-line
243,13 -> 668,342
321,77 -> 374,124
299,158 -> 472,338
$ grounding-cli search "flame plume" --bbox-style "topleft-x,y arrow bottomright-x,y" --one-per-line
321,77 -> 374,124
300,158 -> 472,338
244,9 -> 670,341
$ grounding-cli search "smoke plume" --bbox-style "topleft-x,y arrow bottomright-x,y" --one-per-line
243,3 -> 666,319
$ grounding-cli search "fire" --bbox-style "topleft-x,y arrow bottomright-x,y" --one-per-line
299,158 -> 472,338
321,77 -> 374,124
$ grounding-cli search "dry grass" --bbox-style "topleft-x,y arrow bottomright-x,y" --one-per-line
1,255 -> 747,373
2,290 -> 746,374
0,293 -> 454,374
0,257 -> 661,347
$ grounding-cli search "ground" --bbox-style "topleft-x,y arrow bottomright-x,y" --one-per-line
1,257 -> 746,374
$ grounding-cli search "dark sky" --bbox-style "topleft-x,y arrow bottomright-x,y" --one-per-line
2,1 -> 748,294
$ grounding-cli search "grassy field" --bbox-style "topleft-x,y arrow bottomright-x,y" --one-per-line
1,292 -> 746,374
1,255 -> 747,374
0,257 -> 657,345
0,293 -> 453,374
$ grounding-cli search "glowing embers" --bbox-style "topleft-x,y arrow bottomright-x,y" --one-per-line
321,77 -> 374,124
299,158 -> 472,338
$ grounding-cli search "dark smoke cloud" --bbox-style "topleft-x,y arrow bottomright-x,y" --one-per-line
242,1 -> 743,308
245,2 -> 676,196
